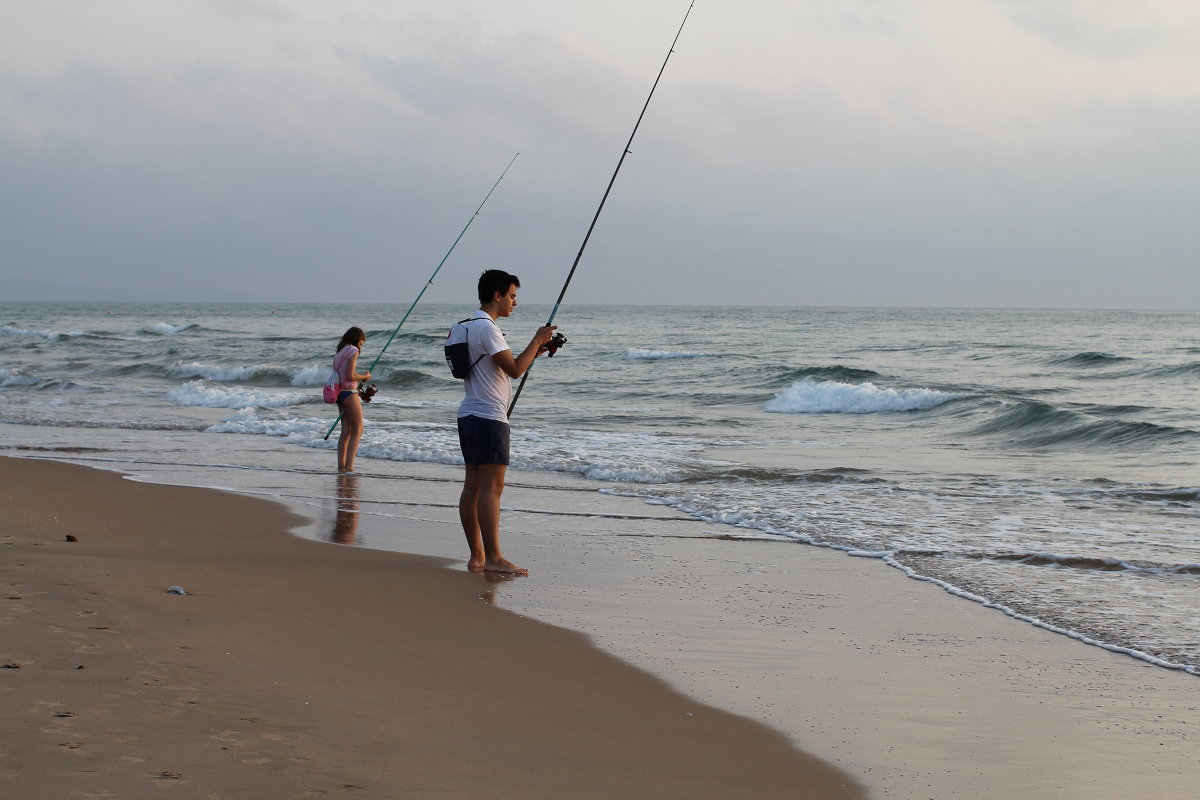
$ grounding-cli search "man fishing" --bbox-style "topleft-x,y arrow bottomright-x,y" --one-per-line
447,1 -> 689,576
452,269 -> 557,575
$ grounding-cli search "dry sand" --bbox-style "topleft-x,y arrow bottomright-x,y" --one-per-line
0,457 -> 861,799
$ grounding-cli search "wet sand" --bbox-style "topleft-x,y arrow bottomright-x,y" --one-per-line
297,460 -> 1200,800
0,457 -> 861,799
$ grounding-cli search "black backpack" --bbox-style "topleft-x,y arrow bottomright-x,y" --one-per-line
444,317 -> 493,379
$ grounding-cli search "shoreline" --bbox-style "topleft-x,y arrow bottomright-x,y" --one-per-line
5,448 -> 1200,799
276,455 -> 1200,799
0,456 -> 861,799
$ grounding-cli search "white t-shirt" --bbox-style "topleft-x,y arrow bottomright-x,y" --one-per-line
453,311 -> 511,422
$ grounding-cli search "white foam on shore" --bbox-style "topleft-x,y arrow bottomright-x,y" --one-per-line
884,556 -> 1200,676
602,483 -> 1200,676
206,409 -> 702,483
765,379 -> 962,414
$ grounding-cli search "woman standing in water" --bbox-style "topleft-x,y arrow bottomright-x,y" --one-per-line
333,327 -> 371,473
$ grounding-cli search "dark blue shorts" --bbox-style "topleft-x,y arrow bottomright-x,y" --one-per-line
457,414 -> 510,466
336,390 -> 355,406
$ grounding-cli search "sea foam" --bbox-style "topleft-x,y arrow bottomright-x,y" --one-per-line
169,362 -> 263,382
206,407 -> 321,435
168,361 -> 328,386
765,379 -> 961,414
152,322 -> 196,334
1,325 -> 86,340
166,379 -> 314,408
207,408 -> 699,483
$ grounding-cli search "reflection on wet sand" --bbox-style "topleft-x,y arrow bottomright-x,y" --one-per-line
475,570 -> 520,604
332,473 -> 360,544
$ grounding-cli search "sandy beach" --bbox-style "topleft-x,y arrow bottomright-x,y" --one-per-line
289,456 -> 1200,800
0,456 -> 861,799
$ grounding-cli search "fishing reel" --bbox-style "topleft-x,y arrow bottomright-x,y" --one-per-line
543,331 -> 567,357
358,384 -> 378,403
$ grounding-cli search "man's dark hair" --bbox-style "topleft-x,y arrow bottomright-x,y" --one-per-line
478,269 -> 520,305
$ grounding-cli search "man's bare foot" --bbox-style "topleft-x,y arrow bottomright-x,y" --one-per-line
483,557 -> 528,576
467,558 -> 485,573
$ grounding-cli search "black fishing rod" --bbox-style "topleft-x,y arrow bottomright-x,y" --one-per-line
324,153 -> 519,440
507,2 -> 694,417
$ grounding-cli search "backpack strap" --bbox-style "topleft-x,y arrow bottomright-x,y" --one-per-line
332,346 -> 355,381
458,318 -> 490,375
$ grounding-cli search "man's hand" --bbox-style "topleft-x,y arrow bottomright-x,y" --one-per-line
533,325 -> 558,354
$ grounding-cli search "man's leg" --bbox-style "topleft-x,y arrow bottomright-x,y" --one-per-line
474,462 -> 527,575
459,464 -> 486,571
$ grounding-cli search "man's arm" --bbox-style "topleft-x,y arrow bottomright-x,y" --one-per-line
491,325 -> 557,378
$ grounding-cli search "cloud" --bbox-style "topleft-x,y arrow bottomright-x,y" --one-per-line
995,0 -> 1180,60
1,0 -> 1198,308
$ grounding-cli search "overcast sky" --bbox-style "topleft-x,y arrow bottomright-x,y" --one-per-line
3,0 -> 1198,308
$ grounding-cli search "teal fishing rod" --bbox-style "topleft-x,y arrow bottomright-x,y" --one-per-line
508,2 -> 694,417
324,153 -> 520,440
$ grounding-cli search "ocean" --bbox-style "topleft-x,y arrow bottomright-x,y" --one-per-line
2,300 -> 1198,682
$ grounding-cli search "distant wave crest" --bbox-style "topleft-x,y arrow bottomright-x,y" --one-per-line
1149,361 -> 1200,379
780,365 -> 881,384
1047,351 -> 1131,367
764,379 -> 962,414
956,550 -> 1200,576
624,348 -> 712,360
1,325 -> 87,341
147,322 -> 198,334
968,400 -> 1197,450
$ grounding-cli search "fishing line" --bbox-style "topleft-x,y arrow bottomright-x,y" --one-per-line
324,153 -> 519,440
507,2 -> 694,417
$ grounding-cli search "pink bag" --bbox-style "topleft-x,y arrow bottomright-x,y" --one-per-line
322,377 -> 341,404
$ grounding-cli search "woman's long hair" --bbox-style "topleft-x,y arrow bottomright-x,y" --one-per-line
337,327 -> 365,353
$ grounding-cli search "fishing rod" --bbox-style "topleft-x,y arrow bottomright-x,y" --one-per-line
324,152 -> 520,440
507,2 -> 694,417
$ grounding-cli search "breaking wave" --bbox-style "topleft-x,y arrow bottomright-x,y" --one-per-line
169,361 -> 333,386
165,380 -> 316,408
775,365 -> 882,385
764,379 -> 963,414
1,325 -> 88,340
145,322 -> 198,334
